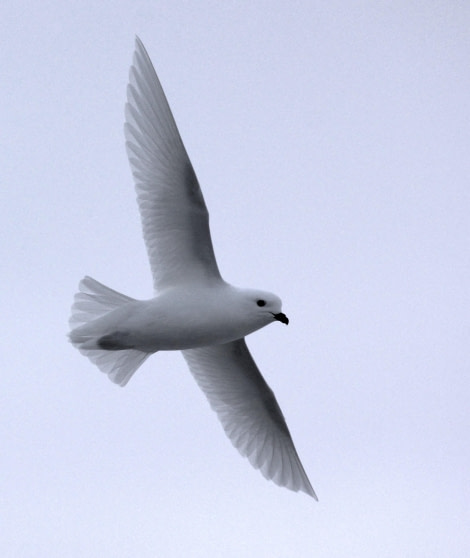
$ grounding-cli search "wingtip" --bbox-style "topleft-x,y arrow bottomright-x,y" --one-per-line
300,474 -> 319,500
297,475 -> 318,500
133,36 -> 147,59
307,486 -> 319,501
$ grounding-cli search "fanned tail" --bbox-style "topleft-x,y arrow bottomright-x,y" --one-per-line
69,276 -> 149,386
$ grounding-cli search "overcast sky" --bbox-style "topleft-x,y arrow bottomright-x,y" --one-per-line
2,1 -> 469,556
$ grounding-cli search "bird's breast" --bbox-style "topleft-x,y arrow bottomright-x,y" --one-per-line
119,295 -> 255,352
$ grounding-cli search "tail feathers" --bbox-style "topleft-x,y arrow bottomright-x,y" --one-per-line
69,276 -> 135,329
77,345 -> 150,386
69,276 -> 149,386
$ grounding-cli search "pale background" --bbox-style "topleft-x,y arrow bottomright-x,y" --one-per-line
2,1 -> 469,556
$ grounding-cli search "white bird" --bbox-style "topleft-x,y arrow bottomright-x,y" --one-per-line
69,37 -> 316,499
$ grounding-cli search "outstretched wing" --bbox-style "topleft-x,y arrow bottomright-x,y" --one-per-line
125,37 -> 222,292
182,339 -> 317,498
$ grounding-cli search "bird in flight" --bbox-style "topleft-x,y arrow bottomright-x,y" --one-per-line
69,37 -> 316,499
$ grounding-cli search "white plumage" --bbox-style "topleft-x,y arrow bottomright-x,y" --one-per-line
69,37 -> 316,499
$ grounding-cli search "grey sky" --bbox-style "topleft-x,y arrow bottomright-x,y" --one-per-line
2,1 -> 469,556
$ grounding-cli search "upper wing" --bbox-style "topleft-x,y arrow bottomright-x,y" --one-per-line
182,339 -> 317,499
125,37 -> 222,292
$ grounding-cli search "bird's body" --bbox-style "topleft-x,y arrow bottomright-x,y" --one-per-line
69,37 -> 317,499
70,283 -> 285,352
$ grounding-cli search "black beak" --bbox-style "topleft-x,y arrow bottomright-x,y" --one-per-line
273,312 -> 289,325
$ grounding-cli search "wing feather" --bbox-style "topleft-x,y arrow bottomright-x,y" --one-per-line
125,37 -> 222,291
182,339 -> 317,498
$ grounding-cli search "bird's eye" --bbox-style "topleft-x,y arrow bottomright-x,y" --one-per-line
256,299 -> 266,307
